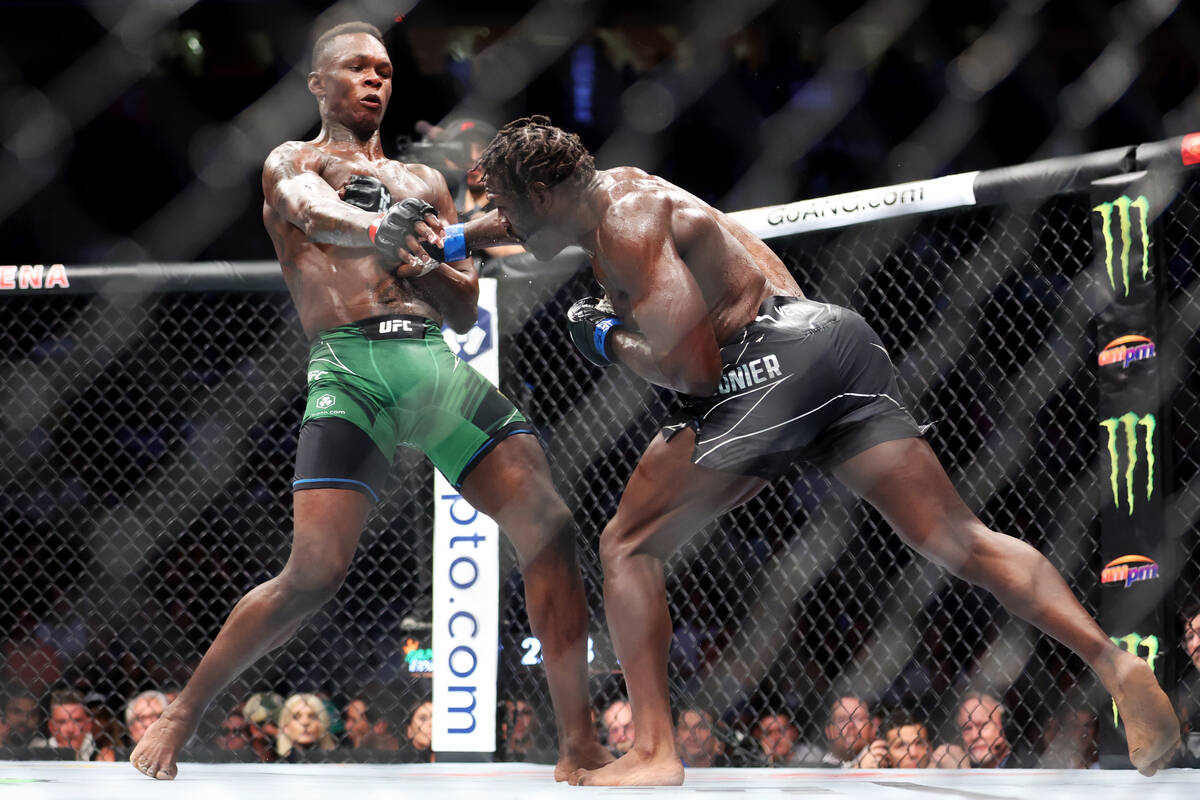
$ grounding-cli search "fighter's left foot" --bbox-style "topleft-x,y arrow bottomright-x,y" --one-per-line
1111,651 -> 1181,776
554,740 -> 615,782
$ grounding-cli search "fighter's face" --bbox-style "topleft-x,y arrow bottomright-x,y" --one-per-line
313,33 -> 392,139
486,184 -> 572,261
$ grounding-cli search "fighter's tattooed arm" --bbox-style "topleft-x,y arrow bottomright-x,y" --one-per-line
262,143 -> 377,247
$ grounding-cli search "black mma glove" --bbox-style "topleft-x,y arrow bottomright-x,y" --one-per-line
369,198 -> 438,267
341,174 -> 392,213
566,296 -> 622,367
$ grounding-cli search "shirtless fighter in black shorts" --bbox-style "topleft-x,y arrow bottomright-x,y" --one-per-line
129,28 -> 610,781
458,116 -> 1180,785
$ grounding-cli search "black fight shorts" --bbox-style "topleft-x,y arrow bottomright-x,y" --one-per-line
661,296 -> 924,479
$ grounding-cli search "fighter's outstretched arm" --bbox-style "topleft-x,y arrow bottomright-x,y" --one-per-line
596,196 -> 722,396
459,209 -> 522,250
407,164 -> 480,334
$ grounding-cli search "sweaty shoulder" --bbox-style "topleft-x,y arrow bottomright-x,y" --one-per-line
263,140 -> 324,179
598,170 -> 712,251
598,171 -> 673,239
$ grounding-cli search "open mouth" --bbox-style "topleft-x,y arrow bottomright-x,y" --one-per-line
361,94 -> 382,110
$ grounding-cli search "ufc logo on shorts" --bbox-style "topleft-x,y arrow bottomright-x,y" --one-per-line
379,319 -> 414,334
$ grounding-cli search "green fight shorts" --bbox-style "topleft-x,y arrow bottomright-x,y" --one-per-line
293,313 -> 535,502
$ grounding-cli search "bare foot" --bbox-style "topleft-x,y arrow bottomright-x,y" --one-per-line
1110,652 -> 1181,776
554,741 -> 615,782
129,713 -> 194,780
569,749 -> 684,786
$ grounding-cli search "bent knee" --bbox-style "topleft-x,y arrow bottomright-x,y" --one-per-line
599,517 -> 662,565
277,559 -> 348,605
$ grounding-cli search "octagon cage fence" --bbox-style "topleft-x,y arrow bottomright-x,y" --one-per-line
1,135 -> 1198,769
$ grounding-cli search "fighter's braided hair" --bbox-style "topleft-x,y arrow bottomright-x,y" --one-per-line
477,115 -> 595,197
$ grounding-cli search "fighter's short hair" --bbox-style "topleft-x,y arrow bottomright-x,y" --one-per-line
311,21 -> 384,71
477,115 -> 595,198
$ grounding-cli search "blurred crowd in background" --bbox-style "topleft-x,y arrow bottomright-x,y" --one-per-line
2,602 -> 1197,767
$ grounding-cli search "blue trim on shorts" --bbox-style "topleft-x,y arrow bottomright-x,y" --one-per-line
452,427 -> 537,490
293,477 -> 380,504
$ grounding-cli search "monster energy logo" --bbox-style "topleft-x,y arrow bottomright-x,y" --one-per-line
1109,632 -> 1160,726
1093,195 -> 1150,297
1100,412 -> 1155,515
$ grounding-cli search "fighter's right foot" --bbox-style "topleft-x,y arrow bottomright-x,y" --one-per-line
129,712 -> 194,780
1110,651 -> 1181,776
569,749 -> 684,786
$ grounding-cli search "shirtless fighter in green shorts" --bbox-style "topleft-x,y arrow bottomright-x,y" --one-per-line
129,24 -> 610,781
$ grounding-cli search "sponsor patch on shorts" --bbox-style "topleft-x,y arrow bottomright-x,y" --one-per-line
360,315 -> 427,340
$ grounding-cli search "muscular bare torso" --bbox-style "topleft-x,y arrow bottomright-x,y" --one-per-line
588,167 -> 803,346
262,141 -> 453,338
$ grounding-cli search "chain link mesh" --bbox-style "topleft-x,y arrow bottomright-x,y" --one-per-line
1,175 -> 1198,766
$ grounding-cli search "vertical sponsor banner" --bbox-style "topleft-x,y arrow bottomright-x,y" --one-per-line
433,278 -> 500,753
1091,173 -> 1175,766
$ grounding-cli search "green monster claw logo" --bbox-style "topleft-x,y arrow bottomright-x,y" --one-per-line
1093,194 -> 1150,297
1109,632 -> 1160,726
1099,412 -> 1155,515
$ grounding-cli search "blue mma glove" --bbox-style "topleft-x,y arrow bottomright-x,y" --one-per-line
566,296 -> 622,367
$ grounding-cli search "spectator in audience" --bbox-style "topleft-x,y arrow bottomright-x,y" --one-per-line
404,698 -> 434,762
31,689 -> 115,761
215,708 -> 250,751
125,690 -> 168,744
499,697 -> 555,763
674,706 -> 727,768
751,711 -> 801,766
2,690 -> 43,747
344,694 -> 399,750
275,692 -> 337,758
241,691 -> 283,762
1040,707 -> 1098,769
600,698 -> 635,756
935,691 -> 1025,768
880,712 -> 932,768
799,695 -> 883,767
